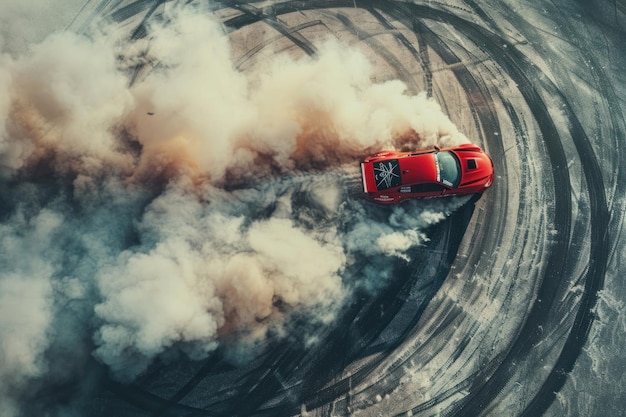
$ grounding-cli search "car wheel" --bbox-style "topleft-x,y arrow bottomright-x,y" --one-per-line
469,193 -> 483,203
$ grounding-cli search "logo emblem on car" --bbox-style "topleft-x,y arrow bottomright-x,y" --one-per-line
374,161 -> 401,189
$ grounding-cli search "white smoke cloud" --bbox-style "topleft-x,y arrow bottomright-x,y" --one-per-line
127,11 -> 254,181
1,31 -> 134,180
0,5 -> 474,415
0,0 -> 85,54
126,8 -> 468,182
0,53 -> 17,176
0,210 -> 61,415
92,178 -> 347,380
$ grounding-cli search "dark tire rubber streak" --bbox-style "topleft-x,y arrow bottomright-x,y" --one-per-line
229,2 -> 318,56
233,20 -> 329,69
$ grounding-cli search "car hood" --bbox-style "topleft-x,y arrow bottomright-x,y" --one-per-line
456,150 -> 494,186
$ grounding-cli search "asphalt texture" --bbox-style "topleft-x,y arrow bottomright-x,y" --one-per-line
17,1 -> 626,416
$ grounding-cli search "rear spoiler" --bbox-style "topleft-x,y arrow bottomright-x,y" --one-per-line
360,163 -> 372,193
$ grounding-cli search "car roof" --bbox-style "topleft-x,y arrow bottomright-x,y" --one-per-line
398,153 -> 438,185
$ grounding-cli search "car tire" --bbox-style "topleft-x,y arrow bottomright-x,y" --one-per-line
469,193 -> 483,204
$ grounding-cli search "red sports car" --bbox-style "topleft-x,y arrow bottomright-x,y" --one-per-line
360,144 -> 494,204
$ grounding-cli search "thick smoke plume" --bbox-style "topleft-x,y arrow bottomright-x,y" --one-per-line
0,7 -> 470,416
125,11 -> 467,183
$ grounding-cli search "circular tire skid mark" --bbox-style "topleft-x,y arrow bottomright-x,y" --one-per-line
73,1 -> 623,416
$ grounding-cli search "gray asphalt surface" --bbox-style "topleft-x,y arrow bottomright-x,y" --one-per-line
2,1 -> 625,416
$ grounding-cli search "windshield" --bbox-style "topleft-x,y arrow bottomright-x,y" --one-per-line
436,151 -> 461,187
